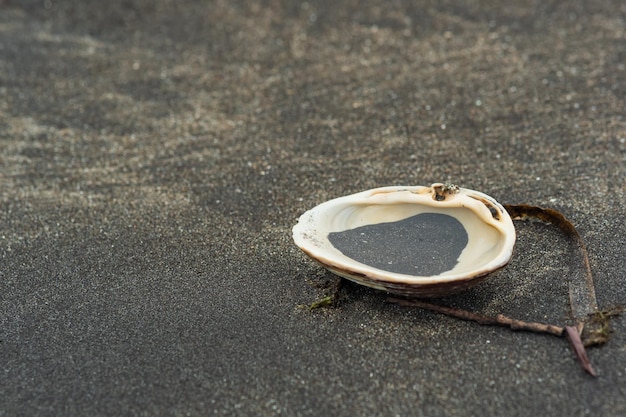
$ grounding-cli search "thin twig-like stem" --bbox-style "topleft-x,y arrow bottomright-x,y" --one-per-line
387,297 -> 564,337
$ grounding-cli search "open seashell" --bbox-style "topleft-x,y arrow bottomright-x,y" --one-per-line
292,183 -> 516,297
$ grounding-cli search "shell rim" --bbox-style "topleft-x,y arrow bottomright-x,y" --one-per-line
292,185 -> 516,286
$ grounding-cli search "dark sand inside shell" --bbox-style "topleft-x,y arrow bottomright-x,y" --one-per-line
328,213 -> 468,276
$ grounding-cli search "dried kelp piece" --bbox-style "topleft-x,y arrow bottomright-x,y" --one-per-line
565,325 -> 597,377
503,204 -> 613,376
503,205 -> 622,363
504,204 -> 598,325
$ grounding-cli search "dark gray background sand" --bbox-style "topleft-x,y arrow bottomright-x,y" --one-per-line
1,1 -> 625,416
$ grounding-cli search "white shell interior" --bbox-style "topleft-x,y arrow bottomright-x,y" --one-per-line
293,185 -> 516,285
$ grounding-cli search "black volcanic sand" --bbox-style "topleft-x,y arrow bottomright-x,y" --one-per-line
1,1 -> 625,416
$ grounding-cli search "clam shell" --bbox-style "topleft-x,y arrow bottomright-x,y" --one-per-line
292,184 -> 516,297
